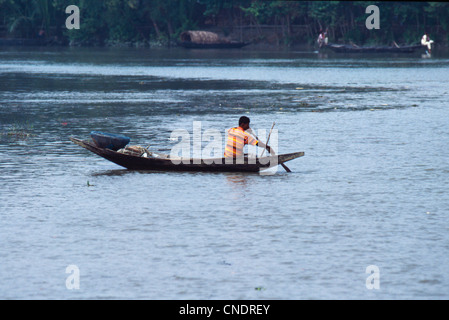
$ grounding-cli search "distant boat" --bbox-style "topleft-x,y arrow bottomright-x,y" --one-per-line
178,30 -> 249,49
322,42 -> 424,53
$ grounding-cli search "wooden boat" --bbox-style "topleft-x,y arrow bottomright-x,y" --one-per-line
70,137 -> 304,173
323,43 -> 423,53
178,30 -> 249,49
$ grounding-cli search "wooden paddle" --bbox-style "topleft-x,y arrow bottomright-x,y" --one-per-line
249,123 -> 291,173
260,122 -> 275,157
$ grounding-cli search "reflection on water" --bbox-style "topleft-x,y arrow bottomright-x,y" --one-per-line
1,47 -> 449,300
225,173 -> 254,189
91,169 -> 134,177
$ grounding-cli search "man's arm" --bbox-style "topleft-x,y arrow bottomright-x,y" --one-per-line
257,141 -> 276,155
246,129 -> 276,156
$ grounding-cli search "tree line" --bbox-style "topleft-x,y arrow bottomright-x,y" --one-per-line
1,0 -> 448,47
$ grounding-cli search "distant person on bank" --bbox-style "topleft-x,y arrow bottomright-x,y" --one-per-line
421,33 -> 434,53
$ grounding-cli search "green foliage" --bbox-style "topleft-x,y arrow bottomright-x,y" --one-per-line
0,1 -> 448,46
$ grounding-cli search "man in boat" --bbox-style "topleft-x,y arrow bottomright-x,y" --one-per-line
421,33 -> 434,53
224,116 -> 275,159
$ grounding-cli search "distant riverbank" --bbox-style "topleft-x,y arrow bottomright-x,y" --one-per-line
3,37 -> 447,52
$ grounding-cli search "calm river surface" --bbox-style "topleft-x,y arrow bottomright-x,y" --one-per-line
0,47 -> 448,300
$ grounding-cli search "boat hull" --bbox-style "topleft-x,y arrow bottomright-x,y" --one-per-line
71,138 -> 304,172
323,43 -> 423,53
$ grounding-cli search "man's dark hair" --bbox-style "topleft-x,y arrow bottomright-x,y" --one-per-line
239,116 -> 250,125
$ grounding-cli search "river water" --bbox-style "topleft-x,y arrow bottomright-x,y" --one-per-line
0,47 -> 448,300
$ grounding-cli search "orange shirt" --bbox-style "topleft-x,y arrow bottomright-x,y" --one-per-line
224,126 -> 258,158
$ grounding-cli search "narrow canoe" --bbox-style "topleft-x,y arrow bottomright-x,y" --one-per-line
323,43 -> 423,53
70,137 -> 304,173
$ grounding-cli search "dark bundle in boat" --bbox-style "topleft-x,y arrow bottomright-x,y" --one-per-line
178,30 -> 249,49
